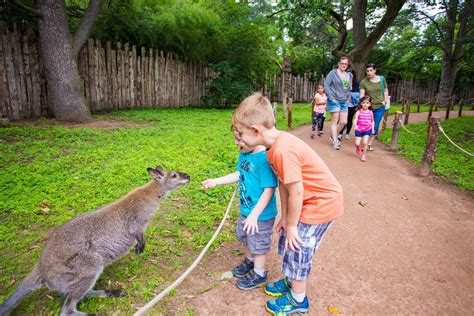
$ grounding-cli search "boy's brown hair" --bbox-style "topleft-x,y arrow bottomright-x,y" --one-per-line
232,92 -> 275,130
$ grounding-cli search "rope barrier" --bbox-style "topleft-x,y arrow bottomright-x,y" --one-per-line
133,187 -> 238,316
437,122 -> 474,157
398,119 -> 426,135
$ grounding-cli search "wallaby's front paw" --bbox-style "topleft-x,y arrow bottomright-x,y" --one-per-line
135,243 -> 145,255
105,289 -> 127,297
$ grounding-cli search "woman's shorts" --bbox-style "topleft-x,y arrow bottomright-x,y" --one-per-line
278,221 -> 332,281
327,99 -> 350,113
236,215 -> 275,255
355,130 -> 372,137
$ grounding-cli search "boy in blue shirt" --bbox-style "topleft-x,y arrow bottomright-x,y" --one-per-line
202,128 -> 278,290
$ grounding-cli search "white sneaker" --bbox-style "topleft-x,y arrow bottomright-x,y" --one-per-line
332,141 -> 341,150
345,134 -> 350,140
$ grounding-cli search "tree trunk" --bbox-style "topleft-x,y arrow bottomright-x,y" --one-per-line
36,0 -> 90,122
438,56 -> 457,106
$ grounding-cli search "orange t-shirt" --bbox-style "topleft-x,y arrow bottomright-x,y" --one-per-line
266,132 -> 343,224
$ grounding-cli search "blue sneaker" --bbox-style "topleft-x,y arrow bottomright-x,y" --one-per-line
266,292 -> 309,315
236,269 -> 267,290
264,277 -> 291,297
232,257 -> 254,278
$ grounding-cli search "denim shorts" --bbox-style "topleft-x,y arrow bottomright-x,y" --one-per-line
236,215 -> 275,255
278,221 -> 332,281
327,99 -> 350,113
355,130 -> 372,137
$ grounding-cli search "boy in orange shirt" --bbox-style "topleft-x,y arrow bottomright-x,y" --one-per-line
232,93 -> 343,315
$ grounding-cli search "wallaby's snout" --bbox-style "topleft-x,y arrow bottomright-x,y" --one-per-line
147,166 -> 190,191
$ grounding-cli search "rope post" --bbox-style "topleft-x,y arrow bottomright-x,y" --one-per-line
458,99 -> 464,117
445,97 -> 452,120
404,100 -> 411,125
272,102 -> 278,123
382,111 -> 389,131
420,117 -> 441,177
287,97 -> 293,129
390,111 -> 402,152
417,97 -> 421,113
427,101 -> 435,122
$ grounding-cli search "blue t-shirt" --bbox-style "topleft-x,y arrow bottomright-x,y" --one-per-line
236,150 -> 278,220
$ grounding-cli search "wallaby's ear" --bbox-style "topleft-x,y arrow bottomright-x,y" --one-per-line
147,167 -> 164,181
155,165 -> 164,173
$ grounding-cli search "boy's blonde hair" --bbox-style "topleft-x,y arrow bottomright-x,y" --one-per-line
232,92 -> 275,130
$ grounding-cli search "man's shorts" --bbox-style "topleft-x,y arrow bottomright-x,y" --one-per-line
278,221 -> 332,281
236,215 -> 275,255
355,130 -> 372,137
327,99 -> 350,113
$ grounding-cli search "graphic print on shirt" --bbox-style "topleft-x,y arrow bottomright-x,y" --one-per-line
239,159 -> 254,210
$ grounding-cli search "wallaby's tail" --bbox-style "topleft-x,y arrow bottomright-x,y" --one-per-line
0,265 -> 42,315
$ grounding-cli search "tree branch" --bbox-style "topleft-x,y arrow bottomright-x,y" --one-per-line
267,7 -> 291,19
10,0 -> 42,17
416,10 -> 444,39
72,0 -> 102,58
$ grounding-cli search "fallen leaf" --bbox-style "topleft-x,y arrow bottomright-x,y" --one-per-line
358,200 -> 368,207
327,305 -> 340,314
8,279 -> 16,286
46,295 -> 54,300
401,195 -> 408,200
183,229 -> 192,238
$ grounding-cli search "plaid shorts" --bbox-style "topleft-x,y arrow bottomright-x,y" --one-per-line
278,221 -> 332,280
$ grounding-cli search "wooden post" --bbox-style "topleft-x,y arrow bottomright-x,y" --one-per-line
272,101 -> 277,122
417,97 -> 420,113
287,97 -> 293,129
445,96 -> 452,120
382,111 -> 389,131
404,100 -> 410,124
420,117 -> 441,176
427,96 -> 436,122
390,111 -> 402,151
458,99 -> 464,117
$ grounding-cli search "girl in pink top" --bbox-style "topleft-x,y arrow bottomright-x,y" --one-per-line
352,96 -> 374,162
311,84 -> 327,139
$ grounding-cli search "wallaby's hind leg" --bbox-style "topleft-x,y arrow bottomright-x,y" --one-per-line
0,265 -> 42,315
59,254 -> 103,316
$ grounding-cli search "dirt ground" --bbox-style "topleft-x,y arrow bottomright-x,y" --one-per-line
155,110 -> 474,315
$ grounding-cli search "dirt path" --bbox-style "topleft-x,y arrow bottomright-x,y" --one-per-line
164,111 -> 474,315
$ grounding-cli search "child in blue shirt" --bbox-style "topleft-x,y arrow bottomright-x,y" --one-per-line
202,128 -> 278,291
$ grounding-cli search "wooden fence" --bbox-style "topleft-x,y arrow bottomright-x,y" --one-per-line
0,22 -> 215,120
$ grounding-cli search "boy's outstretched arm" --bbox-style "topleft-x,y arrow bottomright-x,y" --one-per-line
243,187 -> 275,235
201,172 -> 239,189
285,180 -> 304,251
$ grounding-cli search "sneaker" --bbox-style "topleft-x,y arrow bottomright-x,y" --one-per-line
310,134 -> 315,139
266,292 -> 309,315
232,258 -> 254,278
317,131 -> 322,137
356,145 -> 361,154
345,134 -> 350,140
337,134 -> 342,141
361,154 -> 367,162
264,277 -> 291,297
367,144 -> 374,151
332,141 -> 341,150
236,270 -> 267,291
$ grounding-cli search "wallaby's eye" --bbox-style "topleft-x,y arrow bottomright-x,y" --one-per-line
171,173 -> 178,179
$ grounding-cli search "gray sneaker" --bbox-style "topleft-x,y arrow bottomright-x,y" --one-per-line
332,141 -> 341,150
232,257 -> 254,278
236,269 -> 267,290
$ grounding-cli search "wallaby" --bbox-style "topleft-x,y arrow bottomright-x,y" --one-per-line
0,166 -> 190,316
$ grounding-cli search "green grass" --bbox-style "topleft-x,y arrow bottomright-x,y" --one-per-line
0,104 -> 312,315
378,116 -> 474,192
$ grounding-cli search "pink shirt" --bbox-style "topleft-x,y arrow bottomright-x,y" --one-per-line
356,109 -> 373,132
313,93 -> 327,113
